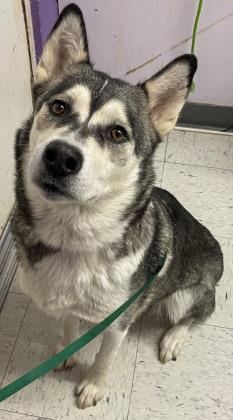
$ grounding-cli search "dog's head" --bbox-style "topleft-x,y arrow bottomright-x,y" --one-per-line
27,4 -> 197,205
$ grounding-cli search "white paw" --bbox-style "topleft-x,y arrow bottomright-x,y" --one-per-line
75,374 -> 106,409
53,341 -> 77,371
160,325 -> 189,364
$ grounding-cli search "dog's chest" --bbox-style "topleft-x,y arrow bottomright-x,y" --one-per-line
20,248 -> 141,322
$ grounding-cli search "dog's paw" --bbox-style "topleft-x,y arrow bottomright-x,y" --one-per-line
159,324 -> 189,364
75,373 -> 106,409
53,341 -> 77,371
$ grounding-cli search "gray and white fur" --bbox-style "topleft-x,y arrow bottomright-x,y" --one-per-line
11,4 -> 223,409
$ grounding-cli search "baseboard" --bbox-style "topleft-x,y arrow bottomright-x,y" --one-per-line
0,220 -> 17,310
178,102 -> 233,132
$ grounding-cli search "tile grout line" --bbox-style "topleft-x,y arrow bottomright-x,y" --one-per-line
194,321 -> 233,332
215,235 -> 233,240
0,407 -> 55,420
8,290 -> 28,297
163,159 -> 233,173
160,133 -> 169,187
126,316 -> 143,420
0,298 -> 31,389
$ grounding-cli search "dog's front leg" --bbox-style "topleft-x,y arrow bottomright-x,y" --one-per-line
76,324 -> 128,409
54,311 -> 80,370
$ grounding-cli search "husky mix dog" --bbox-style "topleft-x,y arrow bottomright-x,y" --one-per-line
12,4 -> 223,409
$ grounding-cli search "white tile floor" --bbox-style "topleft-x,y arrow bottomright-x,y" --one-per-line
0,128 -> 233,420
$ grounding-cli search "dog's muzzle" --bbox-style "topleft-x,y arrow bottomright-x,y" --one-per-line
33,140 -> 83,199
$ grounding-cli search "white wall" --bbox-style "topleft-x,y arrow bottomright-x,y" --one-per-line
60,0 -> 233,107
0,1 -> 32,236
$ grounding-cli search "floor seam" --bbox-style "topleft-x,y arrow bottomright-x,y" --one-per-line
194,321 -> 233,332
160,134 -> 169,187
0,299 -> 30,388
164,133 -> 169,162
0,407 -> 55,419
126,316 -> 143,420
8,290 -> 28,297
163,160 -> 233,172
215,235 -> 233,240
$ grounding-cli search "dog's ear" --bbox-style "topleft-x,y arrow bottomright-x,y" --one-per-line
141,55 -> 197,136
35,4 -> 89,84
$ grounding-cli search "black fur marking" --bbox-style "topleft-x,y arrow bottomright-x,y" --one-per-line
54,112 -> 80,129
14,118 -> 34,226
34,64 -> 102,106
25,241 -> 59,265
121,153 -> 156,225
11,117 -> 59,265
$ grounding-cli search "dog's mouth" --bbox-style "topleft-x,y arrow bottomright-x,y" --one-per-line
35,176 -> 71,200
41,181 -> 63,195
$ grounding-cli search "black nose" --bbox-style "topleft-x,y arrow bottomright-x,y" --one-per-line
43,140 -> 83,177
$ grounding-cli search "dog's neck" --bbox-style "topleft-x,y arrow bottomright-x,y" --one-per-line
28,184 -> 142,254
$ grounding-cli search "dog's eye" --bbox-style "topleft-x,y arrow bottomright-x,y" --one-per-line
110,126 -> 127,142
50,100 -> 69,116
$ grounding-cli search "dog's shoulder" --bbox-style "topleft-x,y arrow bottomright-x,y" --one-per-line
152,187 -> 189,220
151,186 -> 222,261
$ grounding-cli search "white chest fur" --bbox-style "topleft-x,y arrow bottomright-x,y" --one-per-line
20,188 -> 149,322
20,246 -> 145,323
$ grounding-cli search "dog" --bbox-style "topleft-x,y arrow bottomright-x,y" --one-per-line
11,3 -> 223,409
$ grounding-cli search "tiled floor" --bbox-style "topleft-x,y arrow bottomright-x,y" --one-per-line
0,128 -> 233,420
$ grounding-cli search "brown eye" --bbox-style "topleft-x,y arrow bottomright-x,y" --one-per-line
50,100 -> 68,116
110,126 -> 127,142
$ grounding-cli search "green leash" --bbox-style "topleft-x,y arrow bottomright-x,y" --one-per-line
0,257 -> 165,403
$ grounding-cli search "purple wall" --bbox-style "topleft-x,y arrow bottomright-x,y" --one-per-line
30,0 -> 58,61
59,0 -> 233,107
30,0 -> 233,106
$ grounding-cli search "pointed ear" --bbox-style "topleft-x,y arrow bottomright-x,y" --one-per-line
35,4 -> 89,84
141,55 -> 197,136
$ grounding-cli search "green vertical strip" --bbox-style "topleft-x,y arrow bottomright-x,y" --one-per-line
191,0 -> 204,92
